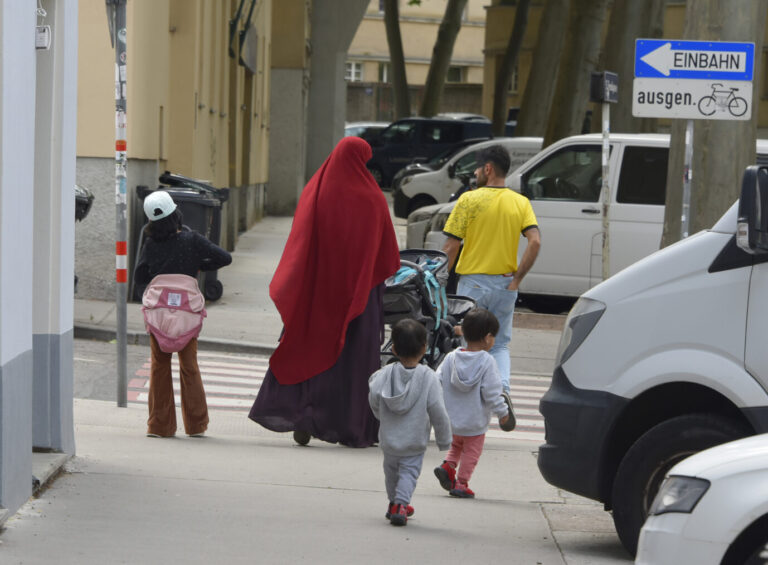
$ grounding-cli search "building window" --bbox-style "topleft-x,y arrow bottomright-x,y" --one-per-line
345,61 -> 363,82
379,0 -> 385,13
378,63 -> 390,83
446,66 -> 465,83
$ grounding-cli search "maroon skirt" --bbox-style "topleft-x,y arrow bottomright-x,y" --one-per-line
248,285 -> 383,447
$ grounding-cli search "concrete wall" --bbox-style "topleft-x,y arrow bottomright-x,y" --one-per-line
0,0 -> 78,518
0,0 -> 37,516
32,0 -> 78,456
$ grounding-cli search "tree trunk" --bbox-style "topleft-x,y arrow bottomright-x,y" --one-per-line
419,0 -> 468,117
591,0 -> 666,134
515,0 -> 569,138
383,0 -> 410,119
543,0 -> 610,147
661,0 -> 768,247
492,0 -> 531,136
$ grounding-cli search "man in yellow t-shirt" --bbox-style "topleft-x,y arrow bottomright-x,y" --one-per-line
442,145 -> 541,422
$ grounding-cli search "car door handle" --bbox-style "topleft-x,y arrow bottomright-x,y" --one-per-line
581,208 -> 600,214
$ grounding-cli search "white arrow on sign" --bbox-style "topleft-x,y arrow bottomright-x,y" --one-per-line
641,42 -> 748,76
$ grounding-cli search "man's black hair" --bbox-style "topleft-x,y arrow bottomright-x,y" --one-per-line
478,145 -> 511,177
461,308 -> 500,342
391,318 -> 427,359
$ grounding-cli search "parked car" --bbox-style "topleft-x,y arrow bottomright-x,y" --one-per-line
636,433 -> 768,565
390,137 -> 492,195
344,121 -> 389,143
393,137 -> 542,218
407,133 -> 768,313
537,164 -> 768,556
366,117 -> 493,188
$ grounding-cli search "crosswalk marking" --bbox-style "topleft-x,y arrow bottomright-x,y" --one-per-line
129,353 -> 550,443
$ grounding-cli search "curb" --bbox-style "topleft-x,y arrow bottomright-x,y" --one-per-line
74,324 -> 277,356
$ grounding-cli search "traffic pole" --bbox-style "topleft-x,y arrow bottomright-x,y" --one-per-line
681,119 -> 693,239
107,0 -> 128,407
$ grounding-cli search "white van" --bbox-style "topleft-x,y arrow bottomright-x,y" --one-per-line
537,165 -> 768,557
409,133 -> 768,311
392,137 -> 542,218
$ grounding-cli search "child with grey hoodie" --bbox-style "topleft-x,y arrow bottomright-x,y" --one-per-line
434,308 -> 512,499
368,318 -> 452,526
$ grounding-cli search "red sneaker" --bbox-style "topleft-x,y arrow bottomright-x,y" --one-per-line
385,502 -> 414,519
389,503 -> 408,526
449,482 -> 475,498
434,461 -> 456,491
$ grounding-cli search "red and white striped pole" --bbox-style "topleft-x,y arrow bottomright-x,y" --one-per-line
107,0 -> 128,406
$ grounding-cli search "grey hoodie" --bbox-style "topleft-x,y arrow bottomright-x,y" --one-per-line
436,349 -> 507,436
368,363 -> 452,456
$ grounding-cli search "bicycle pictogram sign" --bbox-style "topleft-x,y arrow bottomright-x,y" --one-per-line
697,83 -> 748,117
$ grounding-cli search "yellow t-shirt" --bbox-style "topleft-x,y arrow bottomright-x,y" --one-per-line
443,187 -> 537,275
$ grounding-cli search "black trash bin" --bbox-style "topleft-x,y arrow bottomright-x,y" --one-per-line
134,172 -> 229,302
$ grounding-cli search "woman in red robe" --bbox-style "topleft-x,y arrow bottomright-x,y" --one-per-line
248,136 -> 400,447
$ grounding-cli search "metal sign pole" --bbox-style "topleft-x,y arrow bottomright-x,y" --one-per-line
107,0 -> 128,407
681,119 -> 693,239
601,101 -> 611,281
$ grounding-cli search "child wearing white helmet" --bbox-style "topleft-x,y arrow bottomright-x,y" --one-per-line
135,190 -> 232,438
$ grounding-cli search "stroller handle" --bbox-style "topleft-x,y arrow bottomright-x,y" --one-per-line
399,259 -> 423,273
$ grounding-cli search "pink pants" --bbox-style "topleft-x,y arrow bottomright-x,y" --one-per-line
445,433 -> 486,486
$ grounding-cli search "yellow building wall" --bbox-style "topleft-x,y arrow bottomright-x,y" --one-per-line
77,0 -> 119,158
349,0 -> 486,86
78,0 -> 271,187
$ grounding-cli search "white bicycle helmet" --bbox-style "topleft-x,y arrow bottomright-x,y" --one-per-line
143,191 -> 177,221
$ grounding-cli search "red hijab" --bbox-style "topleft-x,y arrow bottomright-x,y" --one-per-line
268,137 -> 400,384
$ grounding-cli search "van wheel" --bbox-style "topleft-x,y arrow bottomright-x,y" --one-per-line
520,294 -> 575,314
721,514 -> 768,565
611,413 -> 749,557
407,195 -> 437,215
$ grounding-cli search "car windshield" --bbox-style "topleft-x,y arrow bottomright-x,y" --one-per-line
427,144 -> 468,167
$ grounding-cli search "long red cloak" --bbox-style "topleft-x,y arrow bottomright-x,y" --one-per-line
268,136 -> 400,384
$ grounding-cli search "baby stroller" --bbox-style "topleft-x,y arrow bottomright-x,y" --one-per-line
381,249 -> 476,369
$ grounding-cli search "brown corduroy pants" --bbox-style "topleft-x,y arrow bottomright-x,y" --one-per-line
147,335 -> 209,437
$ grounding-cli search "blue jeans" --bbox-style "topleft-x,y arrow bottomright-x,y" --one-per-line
457,274 -> 518,393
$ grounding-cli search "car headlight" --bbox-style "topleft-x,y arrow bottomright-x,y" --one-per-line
401,175 -> 413,187
649,476 -> 710,515
555,297 -> 606,366
430,212 -> 451,232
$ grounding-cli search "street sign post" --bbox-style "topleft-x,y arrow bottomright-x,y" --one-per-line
633,39 -> 755,239
590,71 -> 619,281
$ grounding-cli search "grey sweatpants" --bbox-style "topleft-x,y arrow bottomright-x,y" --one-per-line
382,452 -> 425,505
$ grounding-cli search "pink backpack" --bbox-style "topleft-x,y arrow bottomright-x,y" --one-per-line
142,274 -> 207,353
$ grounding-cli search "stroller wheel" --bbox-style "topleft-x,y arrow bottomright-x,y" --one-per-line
293,430 -> 311,446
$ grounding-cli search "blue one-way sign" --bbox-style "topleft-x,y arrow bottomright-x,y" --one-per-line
635,39 -> 754,81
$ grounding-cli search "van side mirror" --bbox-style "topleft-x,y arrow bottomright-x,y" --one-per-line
508,173 -> 522,193
737,165 -> 768,254
447,163 -> 456,178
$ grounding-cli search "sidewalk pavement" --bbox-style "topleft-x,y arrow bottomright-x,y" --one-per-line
0,215 -> 619,564
7,399 -> 628,565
